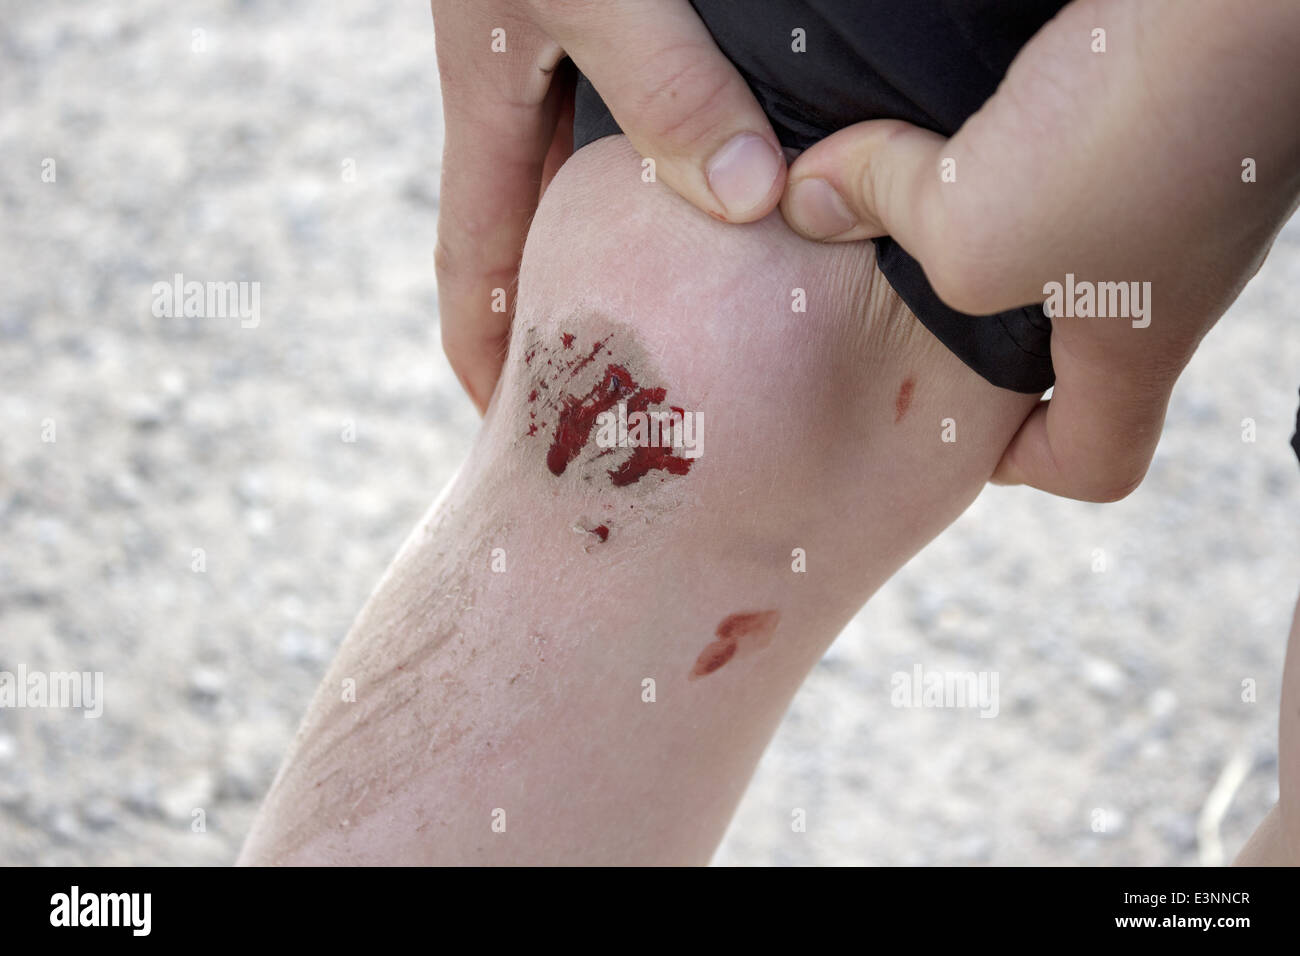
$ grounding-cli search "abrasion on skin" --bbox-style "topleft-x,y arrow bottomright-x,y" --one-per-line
517,325 -> 696,489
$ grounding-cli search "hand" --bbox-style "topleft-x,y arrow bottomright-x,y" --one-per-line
431,0 -> 786,413
780,0 -> 1300,500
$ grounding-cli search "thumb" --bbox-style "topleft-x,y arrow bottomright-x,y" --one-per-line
544,0 -> 784,222
991,344 -> 1178,502
781,119 -> 948,249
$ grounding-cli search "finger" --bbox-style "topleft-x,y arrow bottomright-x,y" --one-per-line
538,59 -> 576,202
434,21 -> 567,413
781,118 -> 947,247
543,0 -> 784,222
990,340 -> 1179,502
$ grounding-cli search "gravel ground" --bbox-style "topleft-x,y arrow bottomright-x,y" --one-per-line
2,1 -> 1297,866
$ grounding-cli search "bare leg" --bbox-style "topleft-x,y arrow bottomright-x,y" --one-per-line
239,136 -> 1039,865
1235,591 -> 1300,865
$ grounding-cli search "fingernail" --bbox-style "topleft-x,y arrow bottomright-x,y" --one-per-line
706,133 -> 782,219
787,177 -> 857,239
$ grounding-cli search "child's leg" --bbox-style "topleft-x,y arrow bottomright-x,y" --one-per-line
239,136 -> 1039,865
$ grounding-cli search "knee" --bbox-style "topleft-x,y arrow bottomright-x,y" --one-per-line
471,135 -> 1037,567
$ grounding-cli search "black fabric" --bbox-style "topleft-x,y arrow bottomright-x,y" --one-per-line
572,0 -> 1068,393
1292,389 -> 1300,469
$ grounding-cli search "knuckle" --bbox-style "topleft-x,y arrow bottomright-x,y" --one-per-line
436,4 -> 559,109
860,130 -> 1011,316
624,47 -> 738,149
434,210 -> 517,276
1084,468 -> 1147,503
433,234 -> 468,283
919,191 -> 1015,316
433,236 -> 518,324
1072,458 -> 1149,503
925,243 -> 1000,316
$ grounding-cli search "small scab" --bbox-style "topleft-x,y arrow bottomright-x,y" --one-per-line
690,640 -> 737,678
715,610 -> 780,642
573,518 -> 611,545
690,609 -> 781,679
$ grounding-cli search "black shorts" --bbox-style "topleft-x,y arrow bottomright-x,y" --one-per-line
1293,391 -> 1300,468
572,0 -> 1069,394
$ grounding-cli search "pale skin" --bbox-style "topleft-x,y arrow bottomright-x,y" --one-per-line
240,133 -> 1298,865
238,136 -> 1041,864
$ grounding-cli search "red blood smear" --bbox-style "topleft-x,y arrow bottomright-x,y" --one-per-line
567,336 -> 611,378
608,444 -> 692,487
895,377 -> 915,423
691,640 -> 737,677
715,610 -> 780,641
590,524 -> 609,542
528,389 -> 538,403
546,364 -> 664,477
561,332 -> 575,349
527,423 -> 537,436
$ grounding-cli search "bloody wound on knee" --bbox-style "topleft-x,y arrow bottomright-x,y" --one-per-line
526,331 -> 695,487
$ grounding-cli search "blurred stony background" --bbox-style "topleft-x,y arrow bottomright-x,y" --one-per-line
1,0 -> 1297,866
